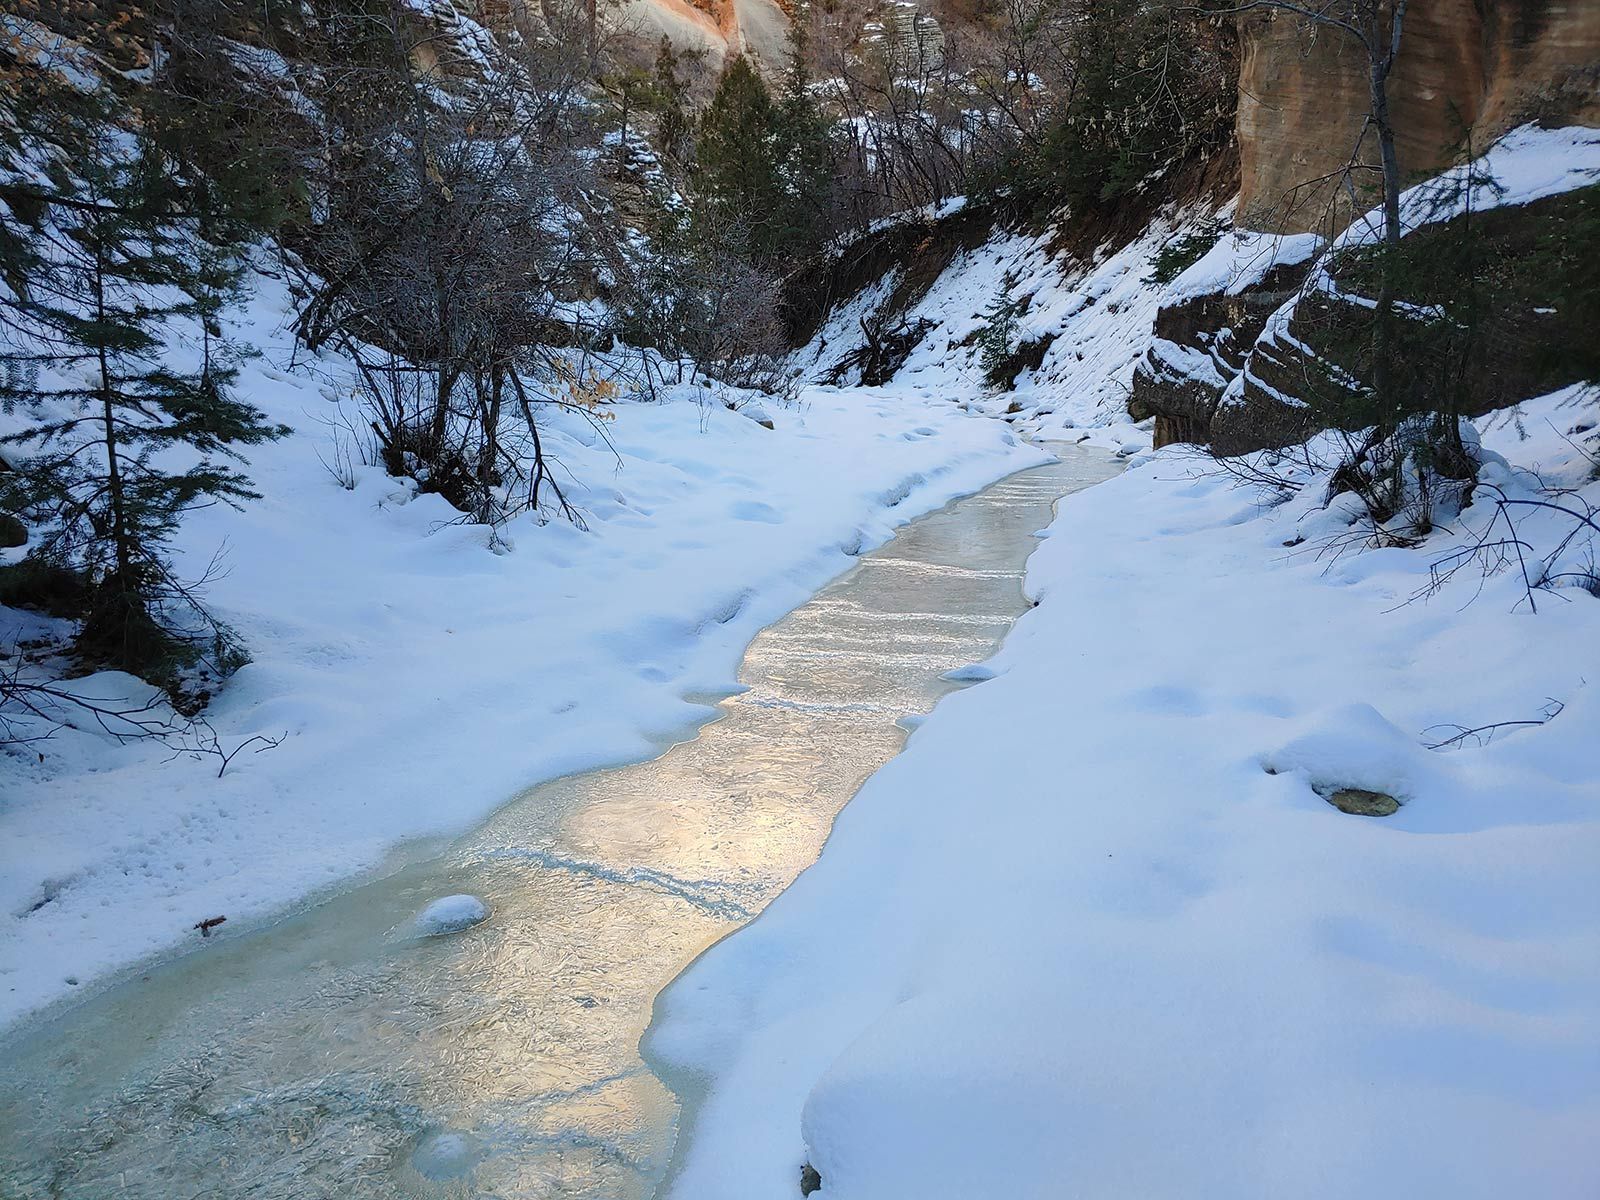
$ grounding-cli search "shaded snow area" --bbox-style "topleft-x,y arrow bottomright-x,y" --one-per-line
0,272 -> 1043,1028
799,209 -> 1225,456
648,385 -> 1600,1199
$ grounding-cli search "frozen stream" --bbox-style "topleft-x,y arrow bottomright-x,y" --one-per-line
0,445 -> 1118,1199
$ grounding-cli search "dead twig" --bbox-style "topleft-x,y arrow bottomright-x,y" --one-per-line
1423,697 -> 1565,750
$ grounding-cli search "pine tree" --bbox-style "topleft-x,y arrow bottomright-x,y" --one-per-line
980,0 -> 1231,215
698,49 -> 835,264
698,55 -> 784,253
0,132 -> 286,681
769,21 -> 835,260
977,290 -> 1021,388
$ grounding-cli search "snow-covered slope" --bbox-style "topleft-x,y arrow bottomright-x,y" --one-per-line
798,205 -> 1227,456
0,271 -> 1043,1029
647,385 -> 1600,1198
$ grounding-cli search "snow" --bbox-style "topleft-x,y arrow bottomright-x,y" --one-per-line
1163,226 -> 1323,303
0,15 -> 103,93
1337,124 -> 1600,251
938,662 -> 995,683
892,222 -> 1179,441
1146,335 -> 1229,388
0,271 -> 1042,1029
647,385 -> 1600,1199
399,0 -> 501,74
4,73 -> 1594,1194
412,893 -> 488,936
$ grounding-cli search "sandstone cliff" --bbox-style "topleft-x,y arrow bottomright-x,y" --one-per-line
1132,0 -> 1599,452
1236,0 -> 1600,235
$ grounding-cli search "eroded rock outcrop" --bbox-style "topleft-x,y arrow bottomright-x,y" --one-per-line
1128,250 -> 1316,448
1211,176 -> 1600,456
1132,175 -> 1600,455
1127,229 -> 1322,449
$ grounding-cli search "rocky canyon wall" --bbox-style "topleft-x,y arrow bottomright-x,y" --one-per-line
1236,0 -> 1600,234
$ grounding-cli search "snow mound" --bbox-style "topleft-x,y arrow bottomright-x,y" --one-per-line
1262,703 -> 1435,807
940,663 -> 996,683
413,894 -> 489,937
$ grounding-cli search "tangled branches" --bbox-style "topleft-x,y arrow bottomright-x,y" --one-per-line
1,654 -> 282,776
1418,481 -> 1600,613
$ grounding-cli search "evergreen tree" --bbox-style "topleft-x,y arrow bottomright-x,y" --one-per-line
977,289 -> 1021,388
651,37 -> 696,166
978,0 -> 1231,215
697,49 -> 835,264
698,55 -> 784,252
0,132 -> 286,680
769,22 -> 836,260
142,0 -> 311,240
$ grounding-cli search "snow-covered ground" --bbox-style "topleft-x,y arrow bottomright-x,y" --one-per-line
6,92 -> 1595,1197
0,274 -> 1043,1029
646,383 -> 1600,1198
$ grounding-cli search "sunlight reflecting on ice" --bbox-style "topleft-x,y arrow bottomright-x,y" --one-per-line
0,446 -> 1118,1199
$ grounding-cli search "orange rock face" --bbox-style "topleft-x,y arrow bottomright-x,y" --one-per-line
1236,0 -> 1600,233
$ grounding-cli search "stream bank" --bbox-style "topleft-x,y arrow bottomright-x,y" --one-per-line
0,445 -> 1120,1200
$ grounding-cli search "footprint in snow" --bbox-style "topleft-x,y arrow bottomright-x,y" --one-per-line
729,500 -> 783,524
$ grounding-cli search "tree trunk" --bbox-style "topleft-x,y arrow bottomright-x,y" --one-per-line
1366,0 -> 1406,426
508,366 -> 574,521
618,85 -> 630,180
93,238 -> 134,591
1368,69 -> 1397,421
430,361 -> 458,458
482,366 -> 503,493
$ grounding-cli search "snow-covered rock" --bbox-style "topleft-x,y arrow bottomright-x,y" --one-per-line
1210,125 -> 1600,456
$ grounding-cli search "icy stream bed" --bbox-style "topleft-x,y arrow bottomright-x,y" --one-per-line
0,446 -> 1118,1199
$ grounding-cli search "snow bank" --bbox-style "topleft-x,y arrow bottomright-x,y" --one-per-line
0,272 -> 1043,1029
647,385 -> 1600,1199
